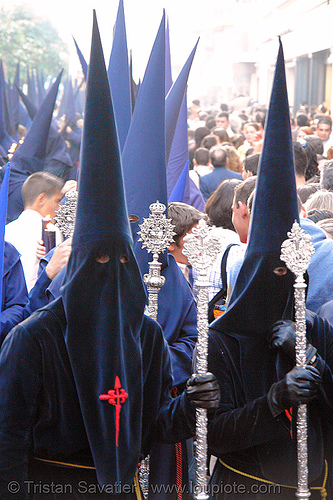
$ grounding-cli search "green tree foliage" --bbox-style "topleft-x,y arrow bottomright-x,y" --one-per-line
0,5 -> 68,81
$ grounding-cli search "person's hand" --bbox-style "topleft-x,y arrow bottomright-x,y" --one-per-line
186,372 -> 220,410
269,320 -> 296,358
36,239 -> 46,260
267,365 -> 322,417
61,180 -> 77,196
269,319 -> 317,365
45,238 -> 72,280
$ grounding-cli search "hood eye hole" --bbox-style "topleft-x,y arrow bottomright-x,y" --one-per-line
96,255 -> 110,263
273,266 -> 287,276
120,255 -> 129,263
129,214 -> 139,223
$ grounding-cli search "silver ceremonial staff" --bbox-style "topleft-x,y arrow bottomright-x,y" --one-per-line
183,219 -> 220,500
54,189 -> 78,237
138,200 -> 176,498
280,221 -> 314,500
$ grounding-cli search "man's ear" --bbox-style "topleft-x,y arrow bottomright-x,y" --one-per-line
33,192 -> 46,210
168,242 -> 176,253
238,201 -> 249,219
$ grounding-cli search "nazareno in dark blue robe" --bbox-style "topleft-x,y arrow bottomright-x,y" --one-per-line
207,310 -> 333,499
0,297 -> 196,499
0,241 -> 28,343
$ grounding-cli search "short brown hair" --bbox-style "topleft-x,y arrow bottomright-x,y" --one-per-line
21,171 -> 64,208
168,202 -> 204,246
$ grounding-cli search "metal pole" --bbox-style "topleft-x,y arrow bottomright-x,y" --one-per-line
280,221 -> 314,499
183,219 -> 220,500
138,200 -> 175,499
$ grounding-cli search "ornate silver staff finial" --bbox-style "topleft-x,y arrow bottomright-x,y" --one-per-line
138,200 -> 175,499
138,200 -> 176,322
183,219 -> 220,500
54,190 -> 78,238
280,220 -> 314,500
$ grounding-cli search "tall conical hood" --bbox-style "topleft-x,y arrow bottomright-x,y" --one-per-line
0,62 -> 15,152
10,63 -> 20,133
36,69 -> 46,107
167,89 -> 204,210
6,71 -> 63,222
73,37 -> 88,81
246,42 -> 299,257
62,12 -> 146,485
107,0 -> 132,151
212,40 -> 298,409
3,77 -> 16,139
165,39 -> 198,163
122,11 -> 166,274
16,83 -> 72,178
29,68 -> 37,106
16,84 -> 37,120
64,77 -> 77,128
165,17 -> 172,94
168,161 -> 188,203
218,39 -> 298,335
10,70 -> 63,176
71,13 -> 132,248
129,50 -> 137,113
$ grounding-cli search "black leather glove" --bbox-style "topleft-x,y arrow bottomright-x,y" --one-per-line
186,372 -> 220,410
269,320 -> 317,365
267,365 -> 322,417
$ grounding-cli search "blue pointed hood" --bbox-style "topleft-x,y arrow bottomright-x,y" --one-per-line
10,63 -> 20,133
62,11 -> 146,486
167,89 -> 204,210
0,62 -> 15,153
129,50 -> 137,113
168,161 -> 188,202
122,11 -> 166,274
36,69 -> 46,107
29,68 -> 37,106
16,82 -> 72,179
10,70 -> 63,177
16,85 -> 37,120
165,40 -> 198,163
165,17 -> 172,94
73,37 -> 88,81
64,77 -> 77,128
212,39 -> 298,404
6,70 -> 63,222
1,65 -> 16,141
107,0 -> 132,151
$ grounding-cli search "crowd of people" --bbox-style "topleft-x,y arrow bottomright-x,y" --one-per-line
0,4 -> 332,500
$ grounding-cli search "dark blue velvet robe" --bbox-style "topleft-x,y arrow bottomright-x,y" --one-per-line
0,241 -> 28,343
207,310 -> 333,499
0,297 -> 195,499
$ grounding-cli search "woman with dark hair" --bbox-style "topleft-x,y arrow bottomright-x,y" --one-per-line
212,127 -> 230,144
302,140 -> 320,181
205,178 -> 242,231
193,178 -> 245,303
